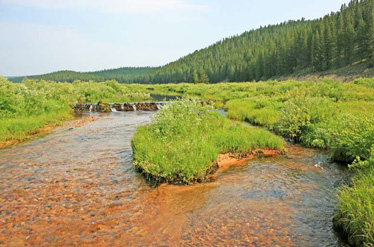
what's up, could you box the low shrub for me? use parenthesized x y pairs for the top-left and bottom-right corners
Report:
(276, 95), (338, 141)
(330, 115), (374, 162)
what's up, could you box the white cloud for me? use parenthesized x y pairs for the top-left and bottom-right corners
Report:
(0, 0), (207, 14)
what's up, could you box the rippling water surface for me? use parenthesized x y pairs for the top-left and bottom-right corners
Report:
(0, 112), (349, 246)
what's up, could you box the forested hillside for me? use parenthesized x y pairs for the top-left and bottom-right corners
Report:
(9, 67), (156, 83)
(140, 0), (374, 83)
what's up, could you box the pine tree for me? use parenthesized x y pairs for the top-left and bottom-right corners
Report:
(336, 13), (345, 68)
(343, 12), (356, 65)
(192, 70), (199, 84)
(357, 17), (368, 60)
(324, 21), (334, 69)
(313, 29), (324, 71)
(368, 7), (374, 66)
(198, 69), (209, 83)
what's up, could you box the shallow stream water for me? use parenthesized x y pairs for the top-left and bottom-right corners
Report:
(0, 111), (350, 246)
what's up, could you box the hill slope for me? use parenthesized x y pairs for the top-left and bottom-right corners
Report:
(140, 0), (374, 83)
(9, 67), (156, 83)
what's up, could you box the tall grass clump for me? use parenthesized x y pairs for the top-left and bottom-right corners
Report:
(334, 160), (374, 246)
(334, 147), (374, 247)
(131, 99), (284, 184)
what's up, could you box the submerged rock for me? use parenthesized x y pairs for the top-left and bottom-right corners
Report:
(136, 103), (158, 111)
(113, 103), (123, 111)
(97, 101), (111, 112)
(74, 104), (87, 111)
(123, 103), (136, 111)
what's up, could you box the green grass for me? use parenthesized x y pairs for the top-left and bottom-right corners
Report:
(334, 148), (374, 247)
(131, 99), (284, 184)
(143, 80), (374, 160)
(0, 112), (72, 143)
(225, 97), (281, 129)
(334, 165), (374, 247)
(0, 77), (151, 145)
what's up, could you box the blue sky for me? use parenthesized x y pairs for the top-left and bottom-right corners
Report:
(0, 0), (351, 76)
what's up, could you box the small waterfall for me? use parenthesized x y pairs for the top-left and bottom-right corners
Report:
(110, 105), (117, 112)
(121, 104), (125, 111)
(89, 105), (93, 112)
(132, 104), (137, 111)
(156, 104), (160, 110)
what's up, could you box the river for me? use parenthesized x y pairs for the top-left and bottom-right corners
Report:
(0, 111), (350, 246)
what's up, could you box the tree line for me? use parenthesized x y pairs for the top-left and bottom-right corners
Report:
(9, 67), (156, 83)
(139, 0), (374, 83)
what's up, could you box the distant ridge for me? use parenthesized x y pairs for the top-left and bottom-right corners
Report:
(8, 67), (157, 83)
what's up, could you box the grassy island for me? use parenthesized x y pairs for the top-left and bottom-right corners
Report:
(131, 99), (284, 184)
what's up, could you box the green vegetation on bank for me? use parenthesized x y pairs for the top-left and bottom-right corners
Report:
(334, 146), (374, 246)
(138, 79), (374, 246)
(140, 79), (374, 161)
(0, 77), (150, 144)
(334, 164), (374, 246)
(131, 100), (284, 184)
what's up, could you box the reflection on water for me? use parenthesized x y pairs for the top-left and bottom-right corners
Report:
(0, 112), (349, 246)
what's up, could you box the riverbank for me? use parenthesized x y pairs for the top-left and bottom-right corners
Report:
(0, 116), (101, 149)
(0, 112), (72, 149)
(0, 123), (59, 149)
(214, 149), (284, 174)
